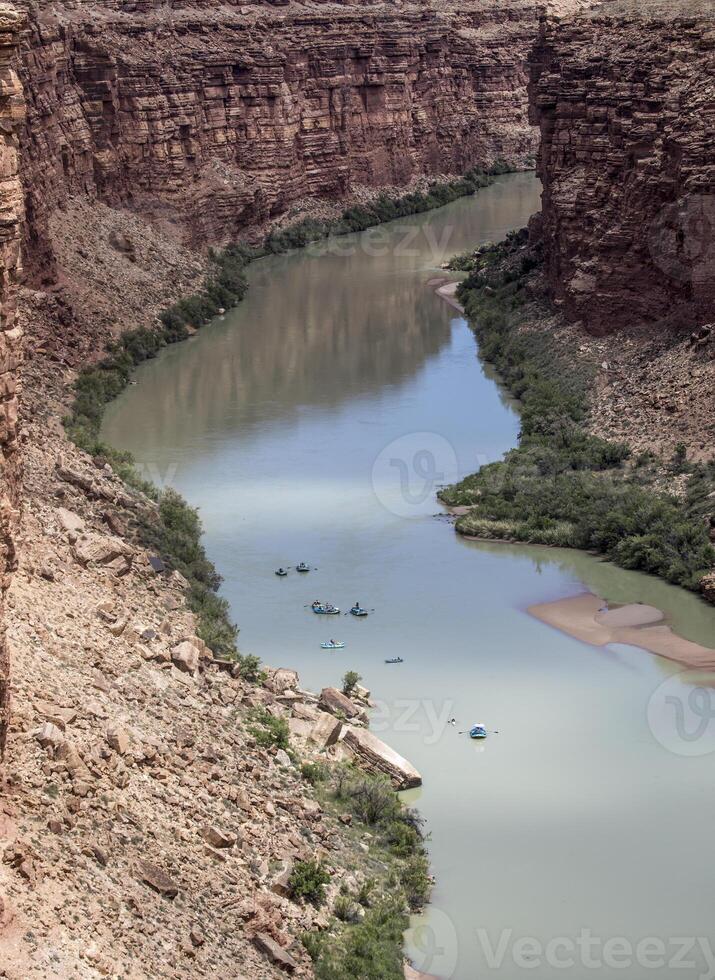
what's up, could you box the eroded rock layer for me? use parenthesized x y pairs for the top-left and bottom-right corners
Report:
(530, 2), (715, 335)
(16, 0), (586, 270)
(0, 4), (24, 760)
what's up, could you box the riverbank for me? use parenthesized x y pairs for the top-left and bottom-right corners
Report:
(438, 235), (715, 606)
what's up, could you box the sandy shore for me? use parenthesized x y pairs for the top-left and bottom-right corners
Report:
(529, 592), (715, 668)
(428, 276), (465, 313)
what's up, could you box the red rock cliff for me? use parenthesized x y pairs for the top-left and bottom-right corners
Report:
(16, 0), (586, 274)
(530, 2), (715, 335)
(0, 3), (24, 760)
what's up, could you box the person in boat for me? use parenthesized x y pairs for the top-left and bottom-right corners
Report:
(330, 639), (336, 646)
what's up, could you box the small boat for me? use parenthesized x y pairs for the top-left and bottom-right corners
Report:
(275, 568), (288, 577)
(385, 657), (403, 664)
(321, 640), (345, 650)
(350, 604), (369, 617)
(296, 563), (310, 573)
(469, 723), (488, 739)
(312, 601), (340, 615)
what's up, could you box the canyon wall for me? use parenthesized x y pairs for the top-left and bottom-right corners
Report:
(16, 0), (586, 276)
(530, 1), (715, 335)
(0, 4), (23, 760)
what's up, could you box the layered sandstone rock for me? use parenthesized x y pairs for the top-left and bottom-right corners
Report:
(16, 0), (586, 273)
(0, 3), (24, 761)
(530, 1), (715, 335)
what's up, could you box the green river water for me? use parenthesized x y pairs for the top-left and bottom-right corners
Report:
(102, 174), (715, 979)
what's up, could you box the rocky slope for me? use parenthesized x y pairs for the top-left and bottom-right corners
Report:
(0, 4), (25, 764)
(17, 0), (588, 277)
(530, 0), (715, 336)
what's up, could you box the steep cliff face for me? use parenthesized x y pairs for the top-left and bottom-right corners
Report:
(17, 0), (586, 275)
(530, 1), (715, 335)
(0, 3), (24, 761)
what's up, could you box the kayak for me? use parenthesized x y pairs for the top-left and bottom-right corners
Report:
(312, 602), (340, 615)
(385, 657), (403, 664)
(350, 606), (368, 617)
(469, 723), (488, 739)
(321, 641), (345, 650)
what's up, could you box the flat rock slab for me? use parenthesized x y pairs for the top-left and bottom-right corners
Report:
(343, 726), (422, 790)
(138, 860), (180, 898)
(253, 933), (297, 973)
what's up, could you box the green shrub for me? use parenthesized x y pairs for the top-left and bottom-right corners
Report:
(342, 670), (361, 697)
(233, 653), (263, 682)
(312, 900), (409, 980)
(248, 708), (290, 750)
(301, 761), (328, 785)
(288, 860), (331, 906)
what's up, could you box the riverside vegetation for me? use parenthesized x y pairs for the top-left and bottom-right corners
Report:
(440, 235), (715, 594)
(299, 763), (431, 979)
(63, 169), (509, 659)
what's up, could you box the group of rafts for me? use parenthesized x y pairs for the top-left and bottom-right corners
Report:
(273, 564), (488, 732)
(274, 563), (403, 665)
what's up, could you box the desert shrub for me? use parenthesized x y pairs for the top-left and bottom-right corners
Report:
(342, 670), (361, 696)
(301, 761), (328, 785)
(248, 708), (290, 750)
(311, 900), (408, 979)
(233, 653), (263, 682)
(288, 860), (331, 906)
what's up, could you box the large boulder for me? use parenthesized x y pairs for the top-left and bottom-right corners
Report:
(171, 640), (201, 675)
(264, 667), (300, 694)
(319, 687), (361, 720)
(72, 532), (132, 567)
(342, 727), (422, 790)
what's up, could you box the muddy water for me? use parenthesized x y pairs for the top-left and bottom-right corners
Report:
(102, 175), (715, 979)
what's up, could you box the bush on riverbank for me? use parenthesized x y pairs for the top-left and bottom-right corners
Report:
(302, 765), (431, 977)
(440, 240), (715, 592)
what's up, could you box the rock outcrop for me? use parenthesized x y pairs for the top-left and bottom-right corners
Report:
(342, 725), (422, 790)
(17, 0), (587, 275)
(530, 1), (715, 335)
(0, 3), (24, 761)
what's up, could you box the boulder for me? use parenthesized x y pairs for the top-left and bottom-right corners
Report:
(319, 687), (361, 719)
(57, 507), (85, 534)
(264, 668), (300, 694)
(72, 532), (133, 567)
(171, 640), (200, 675)
(342, 727), (422, 790)
(32, 721), (65, 749)
(138, 860), (180, 898)
(309, 711), (343, 748)
(253, 933), (297, 973)
(106, 725), (130, 755)
(201, 826), (237, 849)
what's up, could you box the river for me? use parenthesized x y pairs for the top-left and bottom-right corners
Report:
(102, 174), (715, 979)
